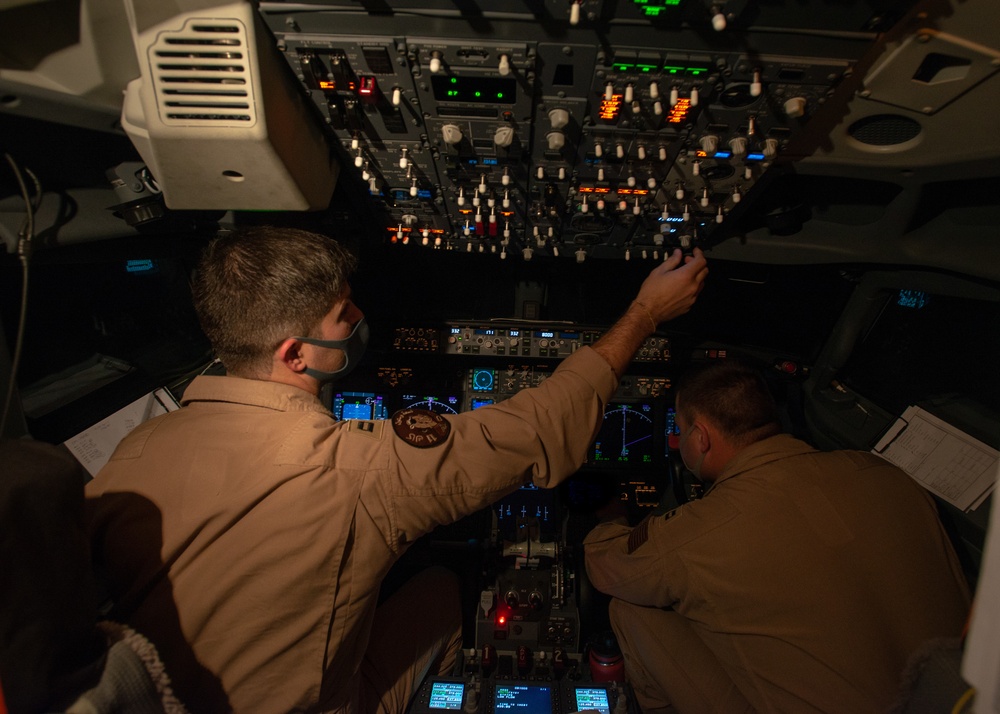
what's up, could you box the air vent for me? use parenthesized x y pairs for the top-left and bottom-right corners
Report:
(122, 0), (338, 210)
(848, 114), (922, 146)
(149, 19), (255, 126)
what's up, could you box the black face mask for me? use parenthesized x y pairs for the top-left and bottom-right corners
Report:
(294, 318), (369, 384)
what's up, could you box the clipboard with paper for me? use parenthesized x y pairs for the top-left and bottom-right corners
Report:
(63, 388), (180, 477)
(873, 405), (998, 512)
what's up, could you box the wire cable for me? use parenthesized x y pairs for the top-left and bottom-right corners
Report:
(1, 153), (36, 439)
(951, 687), (975, 714)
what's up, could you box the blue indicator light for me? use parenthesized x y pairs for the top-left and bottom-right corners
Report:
(897, 289), (929, 309)
(467, 159), (478, 165)
(747, 152), (766, 161)
(713, 151), (732, 159)
(658, 215), (684, 223)
(417, 189), (432, 199)
(483, 158), (498, 165)
(125, 259), (156, 274)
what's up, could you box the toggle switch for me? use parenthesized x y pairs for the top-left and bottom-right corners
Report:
(429, 51), (443, 74)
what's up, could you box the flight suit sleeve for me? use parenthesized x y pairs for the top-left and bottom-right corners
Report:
(583, 497), (740, 607)
(584, 516), (678, 607)
(379, 346), (618, 547)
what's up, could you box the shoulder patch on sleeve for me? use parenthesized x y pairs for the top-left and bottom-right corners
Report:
(391, 408), (451, 448)
(627, 518), (650, 554)
(347, 419), (384, 439)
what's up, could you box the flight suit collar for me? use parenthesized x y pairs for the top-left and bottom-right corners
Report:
(710, 434), (816, 489)
(181, 374), (332, 416)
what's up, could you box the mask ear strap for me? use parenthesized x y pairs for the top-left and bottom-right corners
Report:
(293, 317), (366, 350)
(295, 335), (350, 350)
(303, 366), (343, 380)
(295, 319), (369, 383)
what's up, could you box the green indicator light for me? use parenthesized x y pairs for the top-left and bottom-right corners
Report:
(474, 91), (481, 97)
(665, 66), (682, 74)
(496, 92), (504, 98)
(450, 77), (458, 84)
(665, 0), (680, 5)
(689, 69), (703, 75)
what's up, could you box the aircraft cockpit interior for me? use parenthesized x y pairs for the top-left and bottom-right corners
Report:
(2, 0), (999, 711)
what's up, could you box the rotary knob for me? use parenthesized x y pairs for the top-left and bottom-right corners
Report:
(546, 131), (566, 151)
(494, 126), (515, 148)
(784, 96), (808, 118)
(548, 107), (570, 129)
(441, 124), (463, 145)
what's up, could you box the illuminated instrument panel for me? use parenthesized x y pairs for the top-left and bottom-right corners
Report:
(377, 319), (678, 484)
(251, 4), (907, 709)
(263, 0), (876, 261)
(340, 315), (681, 713)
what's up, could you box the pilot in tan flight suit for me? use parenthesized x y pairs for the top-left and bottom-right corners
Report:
(84, 226), (708, 713)
(584, 359), (972, 714)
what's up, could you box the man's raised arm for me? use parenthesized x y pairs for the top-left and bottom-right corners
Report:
(592, 248), (707, 377)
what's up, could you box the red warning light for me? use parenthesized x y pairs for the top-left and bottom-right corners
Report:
(358, 76), (379, 104)
(497, 614), (507, 626)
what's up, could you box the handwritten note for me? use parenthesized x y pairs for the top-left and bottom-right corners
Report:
(64, 388), (179, 477)
(873, 405), (998, 512)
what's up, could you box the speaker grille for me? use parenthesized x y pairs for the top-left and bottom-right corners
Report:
(848, 114), (922, 146)
(149, 19), (255, 127)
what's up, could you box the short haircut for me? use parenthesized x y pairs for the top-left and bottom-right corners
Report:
(676, 359), (782, 447)
(191, 226), (358, 377)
